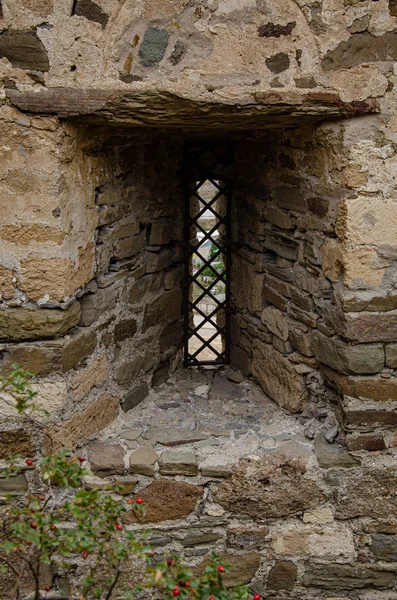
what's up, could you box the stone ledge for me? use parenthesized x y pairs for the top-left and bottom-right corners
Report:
(5, 88), (379, 131)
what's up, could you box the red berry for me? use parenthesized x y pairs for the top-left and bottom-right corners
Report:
(26, 459), (33, 466)
(45, 587), (51, 592)
(166, 558), (175, 567)
(172, 589), (180, 597)
(51, 525), (57, 531)
(253, 595), (261, 600)
(78, 456), (85, 463)
(179, 581), (187, 588)
(115, 523), (123, 531)
(136, 497), (144, 504)
(217, 565), (225, 573)
(26, 541), (32, 545)
(81, 551), (89, 559)
(209, 597), (216, 600)
(126, 498), (133, 504)
(30, 522), (37, 530)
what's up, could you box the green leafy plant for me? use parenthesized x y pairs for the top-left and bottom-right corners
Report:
(0, 367), (252, 600)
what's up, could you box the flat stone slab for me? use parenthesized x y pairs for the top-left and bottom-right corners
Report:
(159, 450), (198, 476)
(88, 442), (125, 476)
(314, 434), (361, 469)
(129, 444), (158, 476)
(143, 427), (208, 446)
(120, 428), (143, 441)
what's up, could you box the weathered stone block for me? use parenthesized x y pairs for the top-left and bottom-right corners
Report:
(113, 234), (144, 260)
(114, 319), (137, 343)
(227, 527), (269, 550)
(139, 26), (169, 67)
(194, 552), (260, 587)
(145, 249), (173, 273)
(230, 344), (251, 376)
(0, 474), (28, 496)
(314, 434), (360, 469)
(385, 344), (397, 368)
(121, 383), (149, 412)
(73, 0), (109, 28)
(0, 266), (14, 299)
(159, 320), (183, 351)
(335, 311), (397, 343)
(70, 356), (107, 401)
(293, 264), (331, 297)
(331, 465), (397, 520)
(0, 303), (80, 342)
(114, 354), (145, 384)
(232, 256), (265, 316)
(150, 221), (173, 245)
(129, 444), (158, 476)
(62, 328), (97, 372)
(323, 366), (397, 402)
(0, 343), (61, 376)
(123, 479), (202, 523)
(216, 453), (324, 519)
(312, 330), (384, 375)
(345, 432), (386, 452)
(142, 289), (182, 332)
(0, 429), (34, 459)
(303, 563), (395, 589)
(261, 306), (289, 341)
(144, 427), (207, 446)
(43, 394), (120, 454)
(273, 186), (307, 213)
(80, 286), (116, 327)
(181, 533), (222, 547)
(89, 443), (125, 475)
(371, 534), (397, 561)
(251, 340), (310, 413)
(0, 29), (49, 70)
(159, 450), (198, 476)
(267, 561), (297, 591)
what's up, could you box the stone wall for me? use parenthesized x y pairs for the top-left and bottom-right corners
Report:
(229, 122), (397, 451)
(0, 123), (185, 456)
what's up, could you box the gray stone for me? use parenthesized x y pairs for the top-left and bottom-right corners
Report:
(139, 27), (169, 67)
(181, 533), (222, 547)
(227, 370), (245, 384)
(169, 40), (187, 65)
(80, 286), (116, 327)
(0, 474), (28, 495)
(0, 29), (50, 71)
(114, 319), (137, 343)
(312, 330), (384, 375)
(152, 360), (170, 387)
(88, 443), (125, 475)
(114, 354), (145, 384)
(266, 53), (290, 74)
(142, 290), (182, 332)
(122, 383), (149, 412)
(159, 450), (198, 476)
(314, 434), (360, 469)
(303, 563), (395, 589)
(129, 444), (158, 476)
(120, 428), (143, 441)
(227, 527), (270, 550)
(144, 427), (208, 446)
(385, 343), (397, 368)
(273, 186), (307, 213)
(73, 0), (109, 28)
(201, 465), (231, 478)
(323, 31), (397, 70)
(160, 320), (183, 351)
(371, 534), (397, 561)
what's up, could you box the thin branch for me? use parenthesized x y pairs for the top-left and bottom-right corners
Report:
(105, 565), (121, 600)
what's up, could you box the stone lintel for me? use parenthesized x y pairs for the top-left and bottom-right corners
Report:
(5, 88), (380, 131)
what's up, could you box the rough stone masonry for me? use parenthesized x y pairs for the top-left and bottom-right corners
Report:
(2, 0), (397, 598)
